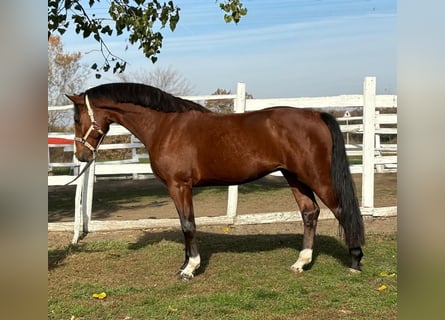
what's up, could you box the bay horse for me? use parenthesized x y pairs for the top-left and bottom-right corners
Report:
(67, 82), (364, 280)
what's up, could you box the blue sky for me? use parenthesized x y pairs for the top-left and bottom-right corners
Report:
(63, 0), (396, 98)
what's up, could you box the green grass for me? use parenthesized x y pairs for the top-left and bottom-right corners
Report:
(348, 155), (362, 165)
(48, 232), (397, 319)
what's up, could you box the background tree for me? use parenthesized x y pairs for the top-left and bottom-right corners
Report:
(205, 88), (253, 113)
(48, 35), (90, 131)
(117, 65), (195, 96)
(48, 1), (247, 78)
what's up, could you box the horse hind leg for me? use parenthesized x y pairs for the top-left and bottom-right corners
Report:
(313, 183), (364, 272)
(283, 172), (320, 273)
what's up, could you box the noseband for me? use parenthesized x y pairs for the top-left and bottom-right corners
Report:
(74, 94), (105, 155)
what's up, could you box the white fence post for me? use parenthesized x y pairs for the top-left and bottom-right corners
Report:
(226, 82), (246, 218)
(234, 82), (246, 113)
(362, 77), (376, 208)
(83, 161), (95, 232)
(375, 111), (384, 173)
(71, 161), (95, 244)
(131, 135), (138, 179)
(72, 168), (85, 244)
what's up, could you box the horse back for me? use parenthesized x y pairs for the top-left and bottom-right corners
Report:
(150, 107), (332, 186)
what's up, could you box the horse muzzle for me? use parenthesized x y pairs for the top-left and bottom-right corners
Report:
(75, 149), (94, 162)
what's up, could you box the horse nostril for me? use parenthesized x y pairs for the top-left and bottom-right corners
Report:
(75, 150), (91, 162)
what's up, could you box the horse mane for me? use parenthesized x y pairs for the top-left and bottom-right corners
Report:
(85, 82), (211, 113)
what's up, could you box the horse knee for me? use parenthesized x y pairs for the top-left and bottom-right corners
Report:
(301, 207), (320, 227)
(180, 218), (196, 235)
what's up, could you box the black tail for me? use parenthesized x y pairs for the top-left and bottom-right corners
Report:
(320, 112), (365, 248)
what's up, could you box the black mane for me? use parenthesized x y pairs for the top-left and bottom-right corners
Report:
(85, 82), (211, 113)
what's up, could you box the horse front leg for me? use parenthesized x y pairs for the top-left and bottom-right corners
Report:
(291, 205), (320, 272)
(168, 182), (201, 280)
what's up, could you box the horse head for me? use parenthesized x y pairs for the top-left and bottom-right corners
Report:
(66, 93), (108, 162)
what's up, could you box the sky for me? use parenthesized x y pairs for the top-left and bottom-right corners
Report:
(62, 0), (397, 98)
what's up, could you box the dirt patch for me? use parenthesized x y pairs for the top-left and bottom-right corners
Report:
(48, 172), (396, 248)
(48, 173), (396, 222)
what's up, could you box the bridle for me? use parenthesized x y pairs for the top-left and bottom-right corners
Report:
(65, 94), (105, 186)
(73, 94), (105, 155)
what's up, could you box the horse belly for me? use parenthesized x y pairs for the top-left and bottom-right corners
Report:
(194, 145), (281, 186)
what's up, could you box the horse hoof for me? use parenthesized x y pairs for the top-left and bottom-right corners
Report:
(348, 267), (362, 274)
(179, 271), (194, 281)
(290, 265), (304, 273)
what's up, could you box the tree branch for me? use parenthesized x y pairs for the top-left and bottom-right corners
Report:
(48, 1), (247, 78)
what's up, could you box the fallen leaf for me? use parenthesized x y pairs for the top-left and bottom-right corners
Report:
(222, 227), (230, 234)
(92, 292), (107, 299)
(168, 305), (178, 312)
(380, 271), (396, 277)
(377, 284), (388, 291)
(338, 309), (352, 314)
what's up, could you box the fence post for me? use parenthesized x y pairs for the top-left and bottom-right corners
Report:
(362, 77), (376, 209)
(83, 161), (95, 232)
(72, 166), (85, 244)
(226, 82), (246, 218)
(131, 135), (138, 179)
(71, 161), (96, 244)
(234, 82), (246, 113)
(375, 111), (384, 173)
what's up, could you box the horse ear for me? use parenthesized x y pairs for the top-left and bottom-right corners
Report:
(66, 94), (83, 104)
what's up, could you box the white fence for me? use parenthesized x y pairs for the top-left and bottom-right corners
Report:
(48, 77), (397, 243)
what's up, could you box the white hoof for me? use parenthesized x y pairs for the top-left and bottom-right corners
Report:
(179, 270), (195, 281)
(291, 249), (313, 273)
(290, 264), (305, 273)
(179, 255), (200, 280)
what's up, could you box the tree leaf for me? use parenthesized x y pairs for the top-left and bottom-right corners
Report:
(48, 0), (248, 74)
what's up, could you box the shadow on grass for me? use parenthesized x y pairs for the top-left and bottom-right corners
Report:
(48, 244), (85, 270)
(48, 230), (350, 274)
(128, 230), (351, 275)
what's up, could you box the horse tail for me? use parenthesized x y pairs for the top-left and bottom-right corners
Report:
(320, 112), (365, 248)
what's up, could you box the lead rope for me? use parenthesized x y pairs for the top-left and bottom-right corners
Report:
(64, 159), (95, 186)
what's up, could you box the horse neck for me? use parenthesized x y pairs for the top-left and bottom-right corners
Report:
(100, 102), (164, 150)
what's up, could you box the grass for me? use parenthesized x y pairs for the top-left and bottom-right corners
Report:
(48, 172), (396, 318)
(48, 231), (397, 319)
(348, 155), (362, 165)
